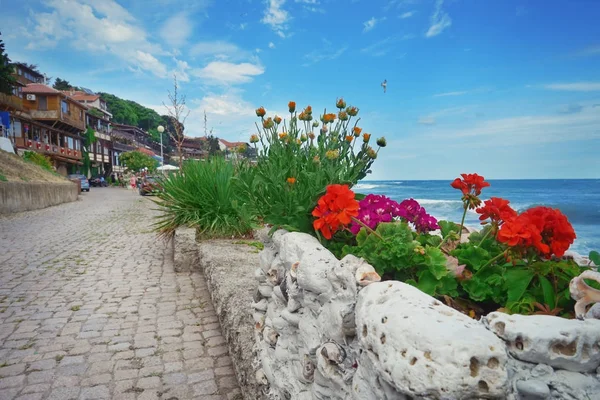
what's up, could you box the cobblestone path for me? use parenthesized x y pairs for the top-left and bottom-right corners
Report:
(0, 188), (241, 400)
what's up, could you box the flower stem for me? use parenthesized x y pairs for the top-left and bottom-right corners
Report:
(475, 250), (508, 275)
(351, 217), (383, 240)
(457, 203), (468, 242)
(477, 226), (493, 246)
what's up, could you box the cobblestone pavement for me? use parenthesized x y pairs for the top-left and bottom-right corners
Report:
(0, 188), (241, 400)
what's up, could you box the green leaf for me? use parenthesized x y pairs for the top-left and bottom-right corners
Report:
(505, 269), (535, 303)
(461, 276), (495, 302)
(589, 251), (600, 267)
(415, 270), (438, 296)
(438, 220), (460, 239)
(454, 246), (490, 271)
(424, 246), (448, 280)
(539, 276), (556, 309)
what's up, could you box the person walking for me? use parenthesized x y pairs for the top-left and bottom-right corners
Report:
(129, 175), (137, 192)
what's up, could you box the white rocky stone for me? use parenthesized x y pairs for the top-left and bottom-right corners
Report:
(485, 312), (600, 372)
(356, 281), (509, 399)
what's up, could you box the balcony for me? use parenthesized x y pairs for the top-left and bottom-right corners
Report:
(0, 93), (24, 110)
(29, 110), (86, 132)
(15, 138), (83, 162)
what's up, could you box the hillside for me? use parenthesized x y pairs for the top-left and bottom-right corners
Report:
(99, 92), (164, 132)
(0, 150), (69, 183)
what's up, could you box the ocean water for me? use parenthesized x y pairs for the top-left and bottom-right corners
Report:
(354, 180), (600, 256)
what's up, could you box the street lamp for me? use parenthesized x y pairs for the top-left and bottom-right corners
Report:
(157, 125), (164, 167)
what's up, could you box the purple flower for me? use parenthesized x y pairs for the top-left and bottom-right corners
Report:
(351, 195), (439, 235)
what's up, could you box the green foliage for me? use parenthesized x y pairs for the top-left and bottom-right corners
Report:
(82, 127), (97, 176)
(22, 151), (53, 171)
(589, 251), (600, 267)
(236, 100), (383, 234)
(99, 92), (164, 131)
(0, 32), (16, 95)
(119, 151), (158, 173)
(0, 172), (7, 182)
(154, 157), (255, 239)
(53, 77), (72, 91)
(341, 222), (458, 297)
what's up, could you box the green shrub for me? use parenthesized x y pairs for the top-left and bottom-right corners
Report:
(236, 99), (385, 234)
(0, 172), (7, 182)
(22, 151), (53, 171)
(154, 157), (255, 239)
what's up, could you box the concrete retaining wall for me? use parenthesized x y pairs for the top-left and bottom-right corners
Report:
(0, 181), (78, 214)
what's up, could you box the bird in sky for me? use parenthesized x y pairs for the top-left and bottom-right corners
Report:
(381, 79), (387, 93)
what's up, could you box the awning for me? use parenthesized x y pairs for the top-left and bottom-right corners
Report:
(52, 155), (83, 165)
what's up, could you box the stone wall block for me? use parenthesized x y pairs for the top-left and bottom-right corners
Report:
(485, 312), (600, 373)
(355, 281), (509, 399)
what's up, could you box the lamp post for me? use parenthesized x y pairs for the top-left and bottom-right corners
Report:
(157, 125), (165, 167)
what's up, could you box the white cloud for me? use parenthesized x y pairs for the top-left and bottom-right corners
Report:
(303, 45), (348, 66)
(361, 35), (413, 57)
(172, 58), (191, 82)
(269, 42), (276, 49)
(262, 0), (290, 38)
(418, 116), (436, 125)
(400, 11), (415, 19)
(23, 0), (167, 77)
(160, 13), (193, 48)
(295, 0), (318, 3)
(576, 45), (600, 57)
(363, 17), (378, 32)
(192, 61), (265, 84)
(543, 82), (600, 92)
(190, 41), (244, 59)
(433, 91), (468, 97)
(133, 51), (168, 78)
(426, 0), (452, 38)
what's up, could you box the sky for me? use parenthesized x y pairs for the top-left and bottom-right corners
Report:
(1, 0), (599, 180)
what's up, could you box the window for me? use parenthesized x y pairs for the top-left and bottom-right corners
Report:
(13, 120), (22, 138)
(80, 110), (83, 121)
(42, 129), (49, 144)
(17, 68), (22, 76)
(59, 134), (65, 147)
(67, 137), (74, 149)
(38, 96), (48, 111)
(61, 100), (69, 114)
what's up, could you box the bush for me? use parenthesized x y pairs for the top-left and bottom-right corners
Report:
(236, 99), (386, 233)
(154, 157), (255, 239)
(23, 151), (53, 171)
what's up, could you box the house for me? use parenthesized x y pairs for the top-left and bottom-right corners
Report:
(218, 138), (255, 160)
(110, 123), (162, 172)
(0, 64), (45, 133)
(2, 82), (86, 176)
(66, 91), (113, 177)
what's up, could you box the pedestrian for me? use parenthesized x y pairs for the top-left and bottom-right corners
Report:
(130, 175), (137, 191)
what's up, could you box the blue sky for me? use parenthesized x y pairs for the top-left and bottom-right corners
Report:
(1, 0), (599, 179)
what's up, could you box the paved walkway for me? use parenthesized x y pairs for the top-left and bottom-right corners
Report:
(0, 188), (241, 400)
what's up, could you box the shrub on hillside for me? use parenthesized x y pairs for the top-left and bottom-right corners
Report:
(23, 151), (53, 171)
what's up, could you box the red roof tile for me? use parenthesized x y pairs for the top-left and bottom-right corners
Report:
(22, 83), (61, 94)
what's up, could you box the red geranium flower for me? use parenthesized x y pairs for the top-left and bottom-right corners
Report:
(451, 173), (490, 196)
(498, 207), (575, 258)
(476, 197), (517, 225)
(312, 185), (359, 239)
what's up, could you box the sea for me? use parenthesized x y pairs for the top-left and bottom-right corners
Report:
(354, 180), (600, 256)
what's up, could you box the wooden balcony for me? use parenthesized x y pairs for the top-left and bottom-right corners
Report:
(0, 93), (24, 111)
(15, 138), (83, 162)
(29, 110), (86, 132)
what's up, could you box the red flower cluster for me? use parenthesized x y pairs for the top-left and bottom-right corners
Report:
(451, 173), (490, 196)
(497, 206), (576, 258)
(476, 197), (517, 226)
(312, 185), (359, 239)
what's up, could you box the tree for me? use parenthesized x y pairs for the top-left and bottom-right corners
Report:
(119, 151), (158, 173)
(53, 77), (72, 91)
(163, 76), (189, 170)
(0, 32), (16, 95)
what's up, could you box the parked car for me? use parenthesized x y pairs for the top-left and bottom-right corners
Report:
(139, 176), (161, 196)
(89, 176), (108, 187)
(68, 174), (90, 192)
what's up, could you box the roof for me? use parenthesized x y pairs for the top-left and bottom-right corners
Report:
(64, 91), (100, 102)
(22, 83), (60, 95)
(22, 84), (89, 109)
(219, 139), (247, 148)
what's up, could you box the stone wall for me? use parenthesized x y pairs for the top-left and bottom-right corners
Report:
(253, 230), (600, 399)
(0, 181), (78, 214)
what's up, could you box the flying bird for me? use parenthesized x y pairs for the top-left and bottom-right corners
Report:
(381, 79), (387, 93)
